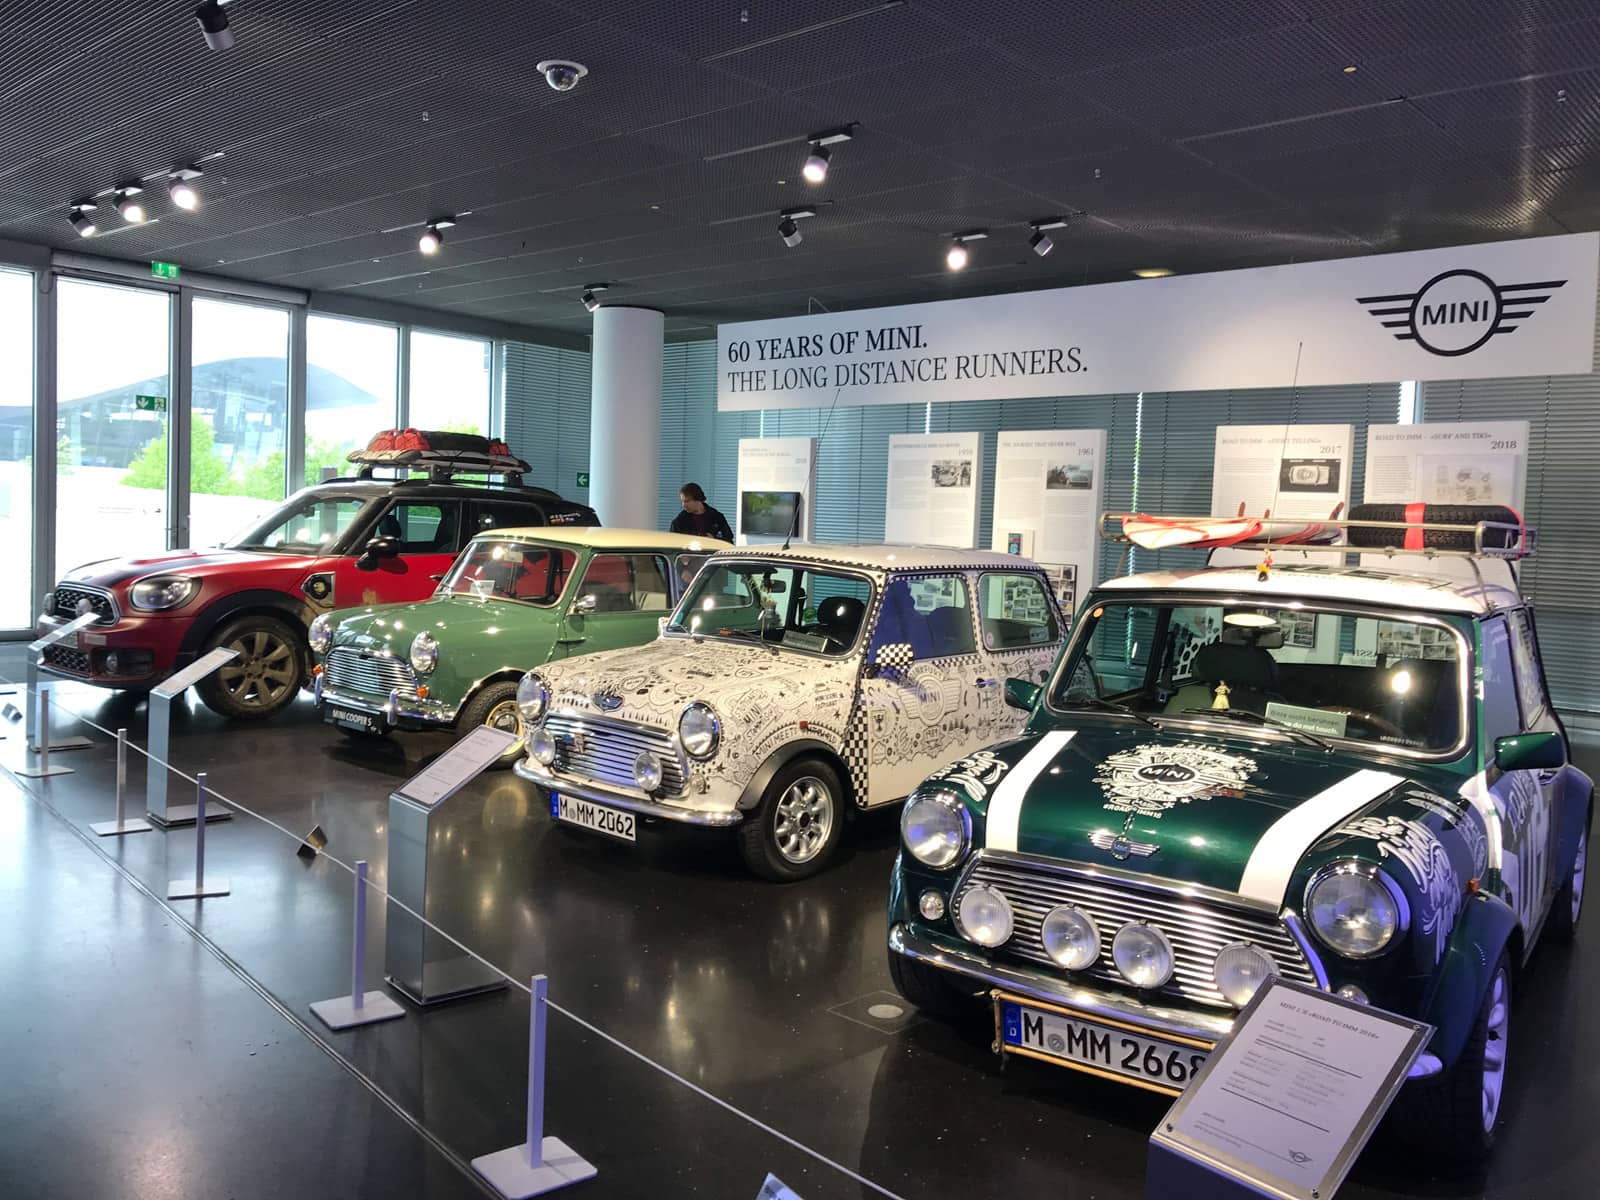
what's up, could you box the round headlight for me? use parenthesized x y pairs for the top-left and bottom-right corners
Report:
(516, 673), (549, 722)
(1213, 942), (1278, 1007)
(129, 577), (198, 611)
(409, 630), (438, 675)
(530, 725), (557, 766)
(1112, 923), (1175, 989)
(1040, 905), (1101, 970)
(678, 701), (719, 758)
(307, 613), (334, 655)
(954, 884), (1014, 948)
(900, 790), (969, 869)
(633, 749), (663, 792)
(1306, 865), (1400, 958)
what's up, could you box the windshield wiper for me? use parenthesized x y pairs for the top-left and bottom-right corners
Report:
(1179, 707), (1331, 750)
(1059, 696), (1160, 729)
(722, 626), (778, 652)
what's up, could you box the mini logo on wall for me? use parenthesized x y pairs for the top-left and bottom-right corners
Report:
(1357, 269), (1566, 357)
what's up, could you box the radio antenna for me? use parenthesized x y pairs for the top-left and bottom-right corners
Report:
(784, 386), (842, 551)
(1257, 341), (1305, 580)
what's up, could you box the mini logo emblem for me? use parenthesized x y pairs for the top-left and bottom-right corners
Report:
(592, 689), (623, 711)
(1357, 269), (1566, 357)
(1096, 744), (1257, 819)
(1136, 763), (1196, 785)
(1089, 830), (1159, 859)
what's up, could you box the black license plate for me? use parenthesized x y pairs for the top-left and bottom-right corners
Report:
(325, 703), (380, 734)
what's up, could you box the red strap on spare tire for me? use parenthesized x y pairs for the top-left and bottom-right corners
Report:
(1403, 501), (1426, 550)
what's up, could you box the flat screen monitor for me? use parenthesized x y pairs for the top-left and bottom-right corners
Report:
(741, 491), (802, 538)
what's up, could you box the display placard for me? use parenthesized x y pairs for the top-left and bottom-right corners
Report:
(736, 437), (815, 545)
(884, 432), (981, 548)
(1150, 979), (1430, 1200)
(1364, 420), (1529, 510)
(989, 429), (1106, 593)
(152, 647), (239, 699)
(28, 610), (100, 653)
(1212, 424), (1353, 521)
(396, 724), (520, 808)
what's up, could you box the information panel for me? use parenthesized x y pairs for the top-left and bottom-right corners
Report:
(396, 725), (520, 808)
(736, 437), (815, 545)
(1364, 420), (1529, 510)
(884, 432), (981, 548)
(1211, 424), (1354, 521)
(990, 429), (1105, 600)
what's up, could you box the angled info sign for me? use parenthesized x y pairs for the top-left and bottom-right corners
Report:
(716, 231), (1599, 411)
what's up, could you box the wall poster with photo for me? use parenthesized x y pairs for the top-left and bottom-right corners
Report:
(990, 429), (1105, 597)
(736, 437), (815, 545)
(884, 432), (981, 548)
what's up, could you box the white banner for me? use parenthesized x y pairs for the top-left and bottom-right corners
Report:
(1364, 420), (1529, 510)
(884, 432), (981, 548)
(989, 429), (1106, 601)
(1211, 424), (1353, 520)
(717, 232), (1597, 410)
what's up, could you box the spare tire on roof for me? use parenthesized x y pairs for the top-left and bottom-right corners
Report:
(1347, 503), (1523, 552)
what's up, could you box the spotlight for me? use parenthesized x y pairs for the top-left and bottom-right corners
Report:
(67, 201), (98, 237)
(800, 124), (856, 184)
(114, 185), (146, 223)
(168, 166), (204, 211)
(194, 0), (234, 51)
(1133, 267), (1174, 278)
(418, 215), (457, 255)
(946, 228), (987, 271)
(777, 206), (816, 248)
(581, 284), (608, 312)
(1029, 216), (1068, 257)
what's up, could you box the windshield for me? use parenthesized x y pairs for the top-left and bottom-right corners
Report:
(1051, 598), (1468, 754)
(231, 494), (370, 552)
(667, 560), (873, 656)
(441, 541), (576, 605)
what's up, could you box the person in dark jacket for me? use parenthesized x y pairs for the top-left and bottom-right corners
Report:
(669, 482), (734, 542)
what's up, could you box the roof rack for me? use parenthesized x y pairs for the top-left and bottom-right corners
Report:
(347, 428), (532, 486)
(1098, 512), (1534, 560)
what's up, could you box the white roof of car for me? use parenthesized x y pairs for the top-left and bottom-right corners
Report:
(1100, 563), (1522, 615)
(472, 526), (730, 552)
(706, 542), (1041, 573)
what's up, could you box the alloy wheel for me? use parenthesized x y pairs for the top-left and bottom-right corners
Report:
(485, 698), (525, 750)
(1481, 966), (1510, 1134)
(774, 775), (834, 864)
(218, 628), (299, 708)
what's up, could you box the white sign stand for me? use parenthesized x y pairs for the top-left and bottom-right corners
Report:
(471, 974), (596, 1197)
(311, 859), (406, 1030)
(167, 772), (230, 899)
(146, 647), (239, 828)
(90, 728), (152, 836)
(26, 611), (99, 752)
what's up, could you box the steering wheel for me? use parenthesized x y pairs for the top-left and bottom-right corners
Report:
(1315, 706), (1407, 739)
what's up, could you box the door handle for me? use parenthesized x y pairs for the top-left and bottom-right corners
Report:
(976, 677), (997, 688)
(556, 637), (587, 646)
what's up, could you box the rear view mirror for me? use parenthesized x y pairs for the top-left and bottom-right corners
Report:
(356, 535), (400, 571)
(1005, 677), (1042, 712)
(1495, 730), (1565, 772)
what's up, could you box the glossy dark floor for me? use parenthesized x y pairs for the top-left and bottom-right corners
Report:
(2, 648), (1597, 1200)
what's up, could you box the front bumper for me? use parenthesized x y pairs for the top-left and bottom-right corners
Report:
(34, 610), (183, 686)
(313, 673), (454, 732)
(512, 760), (744, 828)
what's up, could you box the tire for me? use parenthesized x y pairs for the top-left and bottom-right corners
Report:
(1398, 952), (1511, 1167)
(1548, 810), (1589, 943)
(887, 946), (984, 1020)
(194, 614), (306, 719)
(455, 681), (525, 768)
(737, 756), (845, 881)
(1347, 503), (1522, 551)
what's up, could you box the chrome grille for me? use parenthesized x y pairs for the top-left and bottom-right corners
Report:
(955, 854), (1319, 1010)
(43, 645), (91, 675)
(543, 712), (684, 795)
(53, 584), (117, 625)
(324, 646), (418, 698)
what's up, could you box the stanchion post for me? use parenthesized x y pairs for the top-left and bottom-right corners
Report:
(24, 611), (96, 752)
(91, 727), (152, 836)
(167, 772), (229, 899)
(310, 860), (404, 1030)
(144, 648), (239, 828)
(471, 974), (596, 1197)
(17, 685), (74, 778)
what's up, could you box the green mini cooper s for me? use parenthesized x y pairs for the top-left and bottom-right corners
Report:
(310, 527), (726, 759)
(888, 521), (1590, 1163)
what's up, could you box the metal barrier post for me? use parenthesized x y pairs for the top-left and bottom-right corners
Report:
(310, 860), (405, 1030)
(17, 686), (74, 778)
(25, 611), (97, 752)
(91, 728), (152, 836)
(145, 648), (239, 828)
(167, 772), (229, 899)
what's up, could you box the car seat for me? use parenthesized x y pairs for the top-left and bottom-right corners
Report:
(1165, 641), (1280, 715)
(925, 604), (975, 657)
(819, 596), (866, 653)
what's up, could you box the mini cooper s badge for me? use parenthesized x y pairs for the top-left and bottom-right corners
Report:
(592, 688), (623, 712)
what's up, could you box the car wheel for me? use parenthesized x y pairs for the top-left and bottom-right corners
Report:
(1549, 810), (1589, 943)
(195, 615), (306, 719)
(887, 946), (983, 1020)
(1403, 952), (1511, 1167)
(737, 756), (844, 881)
(456, 681), (525, 769)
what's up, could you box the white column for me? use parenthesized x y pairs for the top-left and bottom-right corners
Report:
(590, 306), (663, 529)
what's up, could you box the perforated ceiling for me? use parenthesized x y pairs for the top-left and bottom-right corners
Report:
(2, 0), (1596, 340)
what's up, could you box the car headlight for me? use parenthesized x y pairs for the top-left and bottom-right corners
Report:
(633, 749), (663, 792)
(307, 613), (334, 655)
(128, 577), (198, 611)
(516, 673), (549, 723)
(900, 790), (969, 869)
(530, 725), (557, 766)
(409, 630), (439, 675)
(678, 701), (719, 758)
(1040, 905), (1101, 970)
(954, 884), (1014, 948)
(1213, 942), (1278, 1007)
(1306, 864), (1401, 958)
(1112, 922), (1175, 989)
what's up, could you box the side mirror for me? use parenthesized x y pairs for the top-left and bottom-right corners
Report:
(570, 593), (598, 616)
(1495, 730), (1565, 772)
(657, 616), (669, 636)
(1005, 677), (1042, 712)
(356, 535), (400, 571)
(869, 642), (913, 677)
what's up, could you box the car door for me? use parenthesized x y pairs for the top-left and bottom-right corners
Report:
(349, 498), (468, 606)
(859, 572), (988, 806)
(974, 569), (1064, 741)
(553, 551), (676, 658)
(1503, 607), (1571, 925)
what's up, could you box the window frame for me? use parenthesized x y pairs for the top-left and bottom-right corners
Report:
(576, 551), (675, 615)
(442, 538), (577, 608)
(977, 569), (1061, 653)
(661, 558), (878, 660)
(370, 497), (466, 556)
(1503, 606), (1550, 729)
(870, 570), (976, 663)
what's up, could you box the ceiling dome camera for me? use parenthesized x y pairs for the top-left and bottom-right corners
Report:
(537, 59), (588, 92)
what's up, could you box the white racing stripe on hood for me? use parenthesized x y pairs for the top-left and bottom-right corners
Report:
(986, 730), (1075, 852)
(1236, 768), (1405, 907)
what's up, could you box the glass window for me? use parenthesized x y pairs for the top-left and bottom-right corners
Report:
(0, 268), (34, 627)
(443, 540), (576, 605)
(473, 498), (546, 535)
(1480, 617), (1523, 746)
(306, 314), (397, 486)
(979, 572), (1059, 651)
(375, 501), (462, 554)
(409, 329), (491, 436)
(55, 279), (172, 571)
(673, 553), (713, 596)
(872, 575), (974, 659)
(1505, 608), (1549, 727)
(1049, 599), (1468, 754)
(669, 560), (872, 655)
(578, 553), (673, 612)
(233, 494), (369, 552)
(189, 298), (289, 548)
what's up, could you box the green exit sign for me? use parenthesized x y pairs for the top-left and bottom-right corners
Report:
(135, 394), (168, 413)
(576, 471), (590, 488)
(151, 260), (180, 279)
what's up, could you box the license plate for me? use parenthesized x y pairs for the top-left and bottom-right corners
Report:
(996, 993), (1213, 1096)
(324, 704), (379, 734)
(551, 792), (635, 842)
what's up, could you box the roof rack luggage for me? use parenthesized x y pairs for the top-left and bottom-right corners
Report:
(347, 428), (531, 485)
